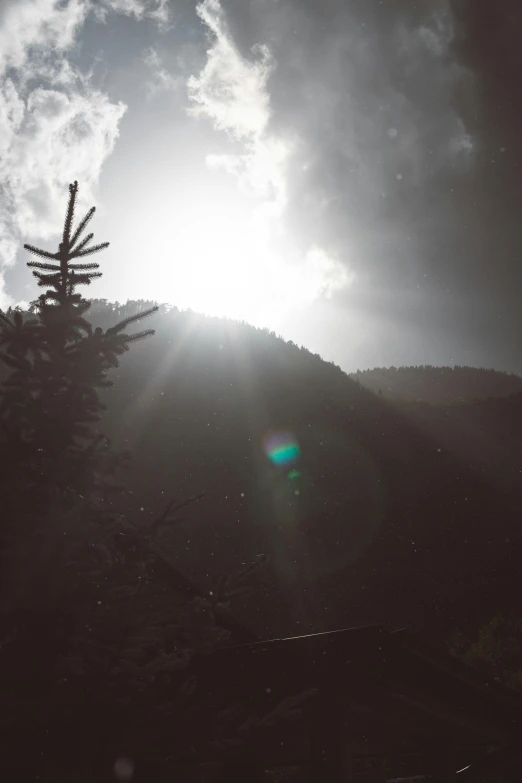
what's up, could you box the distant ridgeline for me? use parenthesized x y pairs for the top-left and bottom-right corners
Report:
(350, 365), (522, 404)
(4, 298), (522, 644)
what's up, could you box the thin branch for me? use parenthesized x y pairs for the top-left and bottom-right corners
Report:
(71, 232), (94, 256)
(69, 262), (100, 271)
(106, 306), (160, 336)
(122, 329), (156, 344)
(71, 242), (109, 259)
(69, 207), (95, 250)
(23, 244), (58, 261)
(26, 261), (61, 271)
(63, 180), (78, 248)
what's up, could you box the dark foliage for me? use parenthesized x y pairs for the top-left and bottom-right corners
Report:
(451, 615), (522, 695)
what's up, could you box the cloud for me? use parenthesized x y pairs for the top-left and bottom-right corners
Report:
(188, 0), (285, 211)
(0, 0), (88, 76)
(0, 0), (129, 308)
(2, 85), (126, 238)
(188, 0), (350, 307)
(216, 0), (477, 307)
(181, 0), (499, 367)
(186, 0), (479, 327)
(298, 246), (354, 302)
(92, 0), (173, 31)
(142, 46), (182, 98)
(188, 0), (272, 140)
(417, 9), (454, 56)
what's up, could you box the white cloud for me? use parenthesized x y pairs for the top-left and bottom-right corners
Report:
(450, 123), (474, 156)
(188, 0), (350, 308)
(142, 46), (182, 98)
(188, 0), (272, 140)
(0, 220), (18, 270)
(299, 246), (354, 302)
(0, 0), (178, 308)
(147, 0), (172, 31)
(0, 0), (88, 76)
(418, 10), (454, 56)
(188, 0), (286, 212)
(2, 85), (126, 241)
(0, 0), (129, 308)
(93, 0), (173, 31)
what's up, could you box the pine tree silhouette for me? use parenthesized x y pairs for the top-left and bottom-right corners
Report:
(0, 180), (158, 515)
(0, 183), (307, 780)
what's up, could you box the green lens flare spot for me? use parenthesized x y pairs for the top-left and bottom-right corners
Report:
(263, 431), (300, 467)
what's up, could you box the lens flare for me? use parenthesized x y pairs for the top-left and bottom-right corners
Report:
(263, 431), (300, 467)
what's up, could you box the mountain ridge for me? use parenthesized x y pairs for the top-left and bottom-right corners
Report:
(6, 300), (519, 642)
(84, 301), (521, 642)
(350, 364), (522, 404)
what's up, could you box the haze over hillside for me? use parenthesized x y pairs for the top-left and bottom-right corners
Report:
(81, 299), (522, 642)
(4, 297), (518, 640)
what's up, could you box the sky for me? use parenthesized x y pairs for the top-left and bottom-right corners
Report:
(0, 0), (521, 374)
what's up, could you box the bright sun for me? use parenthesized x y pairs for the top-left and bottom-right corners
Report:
(170, 203), (269, 323)
(126, 191), (350, 329)
(159, 203), (349, 328)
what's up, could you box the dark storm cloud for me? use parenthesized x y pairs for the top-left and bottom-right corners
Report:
(214, 0), (522, 371)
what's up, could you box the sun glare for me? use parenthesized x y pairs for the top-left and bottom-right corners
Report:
(168, 204), (267, 322)
(125, 185), (350, 330)
(149, 202), (351, 328)
(157, 201), (307, 327)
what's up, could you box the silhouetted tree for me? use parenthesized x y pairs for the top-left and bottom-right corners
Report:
(0, 180), (158, 520)
(0, 183), (306, 780)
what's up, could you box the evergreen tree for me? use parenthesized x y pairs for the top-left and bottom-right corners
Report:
(0, 182), (308, 779)
(0, 180), (158, 520)
(0, 180), (162, 775)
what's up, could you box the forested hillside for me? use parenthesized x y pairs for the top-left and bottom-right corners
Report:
(351, 365), (522, 404)
(4, 294), (519, 645)
(83, 299), (522, 644)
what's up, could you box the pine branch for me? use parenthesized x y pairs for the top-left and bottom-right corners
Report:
(26, 261), (61, 272)
(23, 244), (58, 261)
(33, 272), (61, 286)
(72, 242), (110, 259)
(106, 306), (160, 336)
(69, 263), (100, 271)
(70, 232), (94, 256)
(122, 329), (156, 344)
(69, 207), (95, 250)
(63, 180), (78, 248)
(69, 272), (103, 284)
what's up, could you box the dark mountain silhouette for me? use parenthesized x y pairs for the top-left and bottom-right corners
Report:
(351, 365), (522, 404)
(80, 299), (521, 645)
